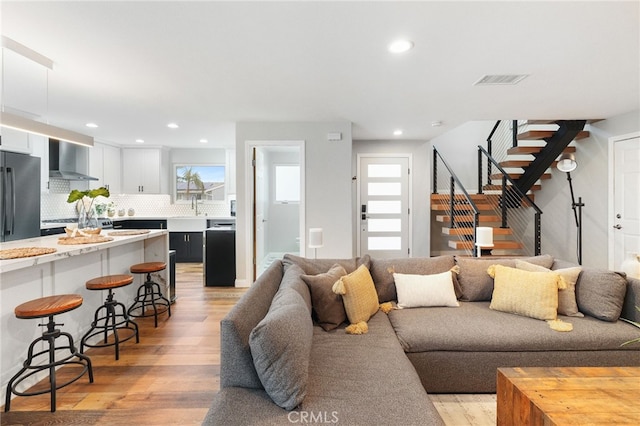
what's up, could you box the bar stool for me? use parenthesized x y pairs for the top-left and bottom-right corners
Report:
(81, 274), (139, 360)
(127, 262), (171, 327)
(5, 294), (93, 413)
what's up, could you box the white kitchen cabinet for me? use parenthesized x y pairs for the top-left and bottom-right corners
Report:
(29, 134), (49, 192)
(89, 142), (121, 193)
(122, 148), (164, 194)
(0, 127), (32, 154)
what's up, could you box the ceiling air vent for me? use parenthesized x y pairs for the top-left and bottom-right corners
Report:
(473, 74), (529, 86)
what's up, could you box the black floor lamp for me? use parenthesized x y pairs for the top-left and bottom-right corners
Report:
(557, 153), (584, 265)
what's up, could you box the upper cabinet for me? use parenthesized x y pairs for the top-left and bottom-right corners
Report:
(26, 133), (49, 193)
(121, 148), (168, 194)
(89, 142), (121, 193)
(0, 127), (33, 154)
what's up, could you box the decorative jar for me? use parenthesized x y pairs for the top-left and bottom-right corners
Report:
(620, 252), (640, 280)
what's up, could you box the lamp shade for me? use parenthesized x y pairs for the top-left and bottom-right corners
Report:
(308, 228), (323, 248)
(557, 153), (577, 173)
(475, 227), (494, 248)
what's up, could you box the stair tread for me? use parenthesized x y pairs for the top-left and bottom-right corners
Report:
(436, 215), (501, 223)
(442, 227), (514, 236)
(431, 203), (496, 211)
(483, 184), (541, 192)
(518, 130), (590, 141)
(507, 146), (576, 155)
(448, 240), (523, 250)
(527, 119), (603, 125)
(490, 173), (551, 180)
(500, 160), (558, 168)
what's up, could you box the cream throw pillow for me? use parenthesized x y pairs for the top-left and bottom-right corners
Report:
(488, 264), (564, 321)
(332, 264), (379, 325)
(515, 260), (583, 317)
(394, 271), (459, 308)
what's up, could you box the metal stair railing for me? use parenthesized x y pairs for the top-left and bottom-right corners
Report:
(477, 145), (542, 256)
(432, 147), (482, 257)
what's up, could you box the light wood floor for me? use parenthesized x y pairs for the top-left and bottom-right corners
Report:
(1, 263), (496, 425)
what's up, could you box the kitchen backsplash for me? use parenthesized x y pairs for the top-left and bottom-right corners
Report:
(41, 192), (233, 220)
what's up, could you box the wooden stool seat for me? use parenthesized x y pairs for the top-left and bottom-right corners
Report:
(15, 294), (83, 319)
(86, 274), (134, 291)
(130, 262), (166, 274)
(6, 294), (93, 413)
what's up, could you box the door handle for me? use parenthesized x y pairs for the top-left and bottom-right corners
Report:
(613, 224), (622, 229)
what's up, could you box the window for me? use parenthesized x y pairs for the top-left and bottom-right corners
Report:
(175, 165), (225, 202)
(275, 164), (300, 203)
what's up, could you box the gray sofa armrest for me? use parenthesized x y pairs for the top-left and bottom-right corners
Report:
(621, 276), (640, 323)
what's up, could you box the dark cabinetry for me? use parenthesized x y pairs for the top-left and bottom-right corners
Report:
(113, 219), (167, 229)
(169, 232), (203, 263)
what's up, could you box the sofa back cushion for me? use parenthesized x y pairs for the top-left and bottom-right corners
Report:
(455, 254), (554, 301)
(250, 288), (313, 410)
(220, 260), (283, 389)
(369, 255), (456, 302)
(283, 253), (370, 275)
(575, 267), (627, 322)
(279, 263), (312, 314)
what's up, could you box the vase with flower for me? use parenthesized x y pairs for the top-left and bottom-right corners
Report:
(67, 187), (110, 231)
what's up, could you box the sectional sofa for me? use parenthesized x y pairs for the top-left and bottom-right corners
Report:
(204, 254), (640, 425)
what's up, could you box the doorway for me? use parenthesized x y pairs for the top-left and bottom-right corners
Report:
(609, 132), (640, 270)
(357, 154), (412, 258)
(249, 141), (305, 280)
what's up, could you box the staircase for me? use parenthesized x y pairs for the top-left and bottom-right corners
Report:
(432, 119), (596, 257)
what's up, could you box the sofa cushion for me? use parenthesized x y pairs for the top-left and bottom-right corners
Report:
(488, 264), (561, 321)
(279, 263), (312, 314)
(220, 260), (283, 389)
(516, 260), (583, 317)
(369, 255), (456, 302)
(249, 288), (313, 410)
(301, 264), (348, 331)
(283, 253), (370, 275)
(455, 254), (554, 301)
(333, 264), (379, 325)
(394, 271), (459, 308)
(388, 301), (640, 354)
(575, 267), (627, 322)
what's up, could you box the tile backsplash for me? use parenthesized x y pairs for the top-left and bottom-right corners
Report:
(41, 192), (234, 220)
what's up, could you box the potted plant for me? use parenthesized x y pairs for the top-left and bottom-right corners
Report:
(67, 187), (110, 230)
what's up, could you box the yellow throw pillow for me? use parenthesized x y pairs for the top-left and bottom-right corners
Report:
(332, 264), (379, 327)
(488, 264), (563, 321)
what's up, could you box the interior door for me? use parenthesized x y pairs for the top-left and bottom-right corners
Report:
(253, 147), (267, 279)
(358, 155), (410, 258)
(612, 135), (640, 269)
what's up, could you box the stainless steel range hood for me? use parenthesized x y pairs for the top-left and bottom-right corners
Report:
(49, 139), (98, 181)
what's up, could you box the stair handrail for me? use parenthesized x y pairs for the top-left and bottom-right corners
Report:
(477, 145), (542, 255)
(433, 147), (482, 255)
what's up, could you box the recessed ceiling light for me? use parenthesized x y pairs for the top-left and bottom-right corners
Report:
(167, 123), (179, 129)
(388, 39), (414, 53)
(199, 139), (208, 144)
(431, 121), (443, 127)
(393, 129), (403, 136)
(85, 122), (98, 128)
(135, 139), (144, 144)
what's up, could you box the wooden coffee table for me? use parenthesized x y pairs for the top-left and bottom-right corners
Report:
(497, 366), (640, 425)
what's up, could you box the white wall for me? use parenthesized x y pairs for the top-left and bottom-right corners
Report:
(352, 139), (431, 257)
(235, 121), (352, 285)
(431, 112), (640, 267)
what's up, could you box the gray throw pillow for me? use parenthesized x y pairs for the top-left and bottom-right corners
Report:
(575, 267), (628, 322)
(301, 264), (348, 331)
(369, 255), (456, 302)
(249, 288), (313, 410)
(455, 254), (554, 301)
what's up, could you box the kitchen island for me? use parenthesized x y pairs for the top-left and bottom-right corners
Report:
(0, 229), (169, 404)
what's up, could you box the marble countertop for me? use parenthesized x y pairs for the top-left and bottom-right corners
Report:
(0, 229), (168, 274)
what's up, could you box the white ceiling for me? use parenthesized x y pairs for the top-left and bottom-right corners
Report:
(2, 1), (639, 149)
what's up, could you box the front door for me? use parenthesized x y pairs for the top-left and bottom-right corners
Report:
(611, 134), (640, 270)
(357, 155), (411, 258)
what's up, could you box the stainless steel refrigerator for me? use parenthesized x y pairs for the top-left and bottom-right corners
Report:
(1, 151), (41, 242)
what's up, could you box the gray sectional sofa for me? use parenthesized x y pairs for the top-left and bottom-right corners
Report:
(204, 254), (640, 425)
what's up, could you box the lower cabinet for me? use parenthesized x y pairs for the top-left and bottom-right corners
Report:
(113, 219), (167, 230)
(169, 232), (203, 263)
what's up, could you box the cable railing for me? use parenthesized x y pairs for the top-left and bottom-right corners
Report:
(477, 145), (542, 256)
(432, 147), (481, 257)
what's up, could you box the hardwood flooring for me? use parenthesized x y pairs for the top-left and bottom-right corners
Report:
(1, 263), (496, 425)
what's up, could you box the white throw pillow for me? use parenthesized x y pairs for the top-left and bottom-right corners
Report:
(393, 271), (459, 308)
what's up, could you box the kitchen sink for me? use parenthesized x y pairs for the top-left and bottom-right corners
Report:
(167, 217), (208, 232)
